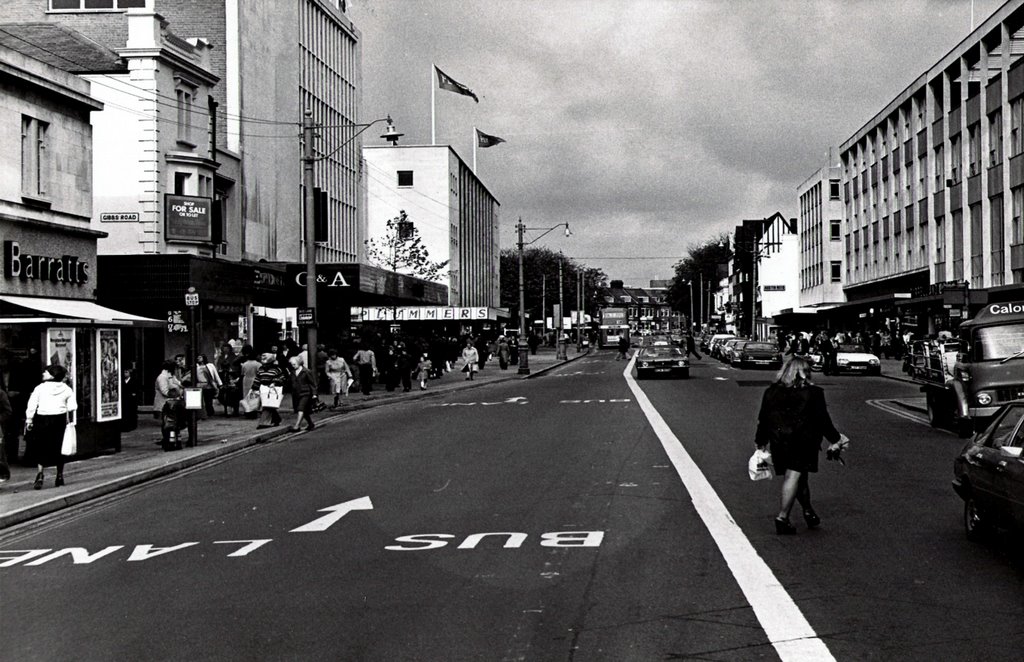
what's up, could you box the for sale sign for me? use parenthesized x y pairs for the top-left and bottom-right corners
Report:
(165, 195), (212, 242)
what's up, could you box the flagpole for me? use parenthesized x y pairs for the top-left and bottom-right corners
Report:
(431, 62), (436, 145)
(472, 127), (477, 173)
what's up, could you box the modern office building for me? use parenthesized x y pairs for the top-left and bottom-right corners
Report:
(362, 144), (501, 310)
(833, 0), (1024, 336)
(797, 159), (846, 309)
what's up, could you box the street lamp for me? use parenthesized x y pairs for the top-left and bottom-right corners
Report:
(685, 279), (694, 332)
(302, 112), (396, 387)
(515, 219), (571, 374)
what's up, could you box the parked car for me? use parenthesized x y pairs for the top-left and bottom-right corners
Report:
(808, 343), (882, 375)
(635, 346), (690, 379)
(719, 338), (746, 364)
(952, 400), (1024, 540)
(730, 341), (783, 369)
(707, 334), (736, 359)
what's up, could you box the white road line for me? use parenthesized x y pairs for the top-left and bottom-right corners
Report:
(865, 399), (952, 433)
(623, 355), (835, 662)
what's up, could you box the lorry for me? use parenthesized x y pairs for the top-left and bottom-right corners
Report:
(905, 301), (1024, 436)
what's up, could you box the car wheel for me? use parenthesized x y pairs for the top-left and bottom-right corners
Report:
(956, 417), (975, 439)
(964, 495), (990, 542)
(681, 369), (690, 379)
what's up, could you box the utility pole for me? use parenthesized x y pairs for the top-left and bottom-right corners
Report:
(557, 256), (567, 360)
(302, 111), (318, 388)
(516, 218), (530, 375)
(576, 271), (582, 352)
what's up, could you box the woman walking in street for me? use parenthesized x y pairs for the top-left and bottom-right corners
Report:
(24, 364), (77, 489)
(251, 353), (286, 429)
(195, 353), (222, 419)
(324, 348), (352, 407)
(754, 355), (848, 534)
(289, 356), (317, 432)
(461, 338), (480, 380)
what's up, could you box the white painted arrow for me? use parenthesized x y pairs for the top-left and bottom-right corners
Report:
(290, 496), (373, 533)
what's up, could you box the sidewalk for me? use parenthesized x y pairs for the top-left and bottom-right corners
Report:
(0, 346), (588, 529)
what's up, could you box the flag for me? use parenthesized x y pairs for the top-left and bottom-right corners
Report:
(435, 65), (478, 103)
(476, 129), (506, 148)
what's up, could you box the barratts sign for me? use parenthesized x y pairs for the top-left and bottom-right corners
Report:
(165, 195), (212, 242)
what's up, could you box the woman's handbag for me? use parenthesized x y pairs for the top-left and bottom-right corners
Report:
(61, 424), (78, 456)
(259, 384), (283, 409)
(240, 390), (261, 414)
(747, 448), (773, 481)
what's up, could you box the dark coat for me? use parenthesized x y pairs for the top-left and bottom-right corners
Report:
(291, 368), (317, 398)
(755, 383), (841, 473)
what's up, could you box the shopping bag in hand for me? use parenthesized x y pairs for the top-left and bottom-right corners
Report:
(747, 448), (774, 481)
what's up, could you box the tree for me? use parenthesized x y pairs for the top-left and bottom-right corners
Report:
(364, 210), (449, 281)
(666, 234), (732, 328)
(499, 247), (608, 330)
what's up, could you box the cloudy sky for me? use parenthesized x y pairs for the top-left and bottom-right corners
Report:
(351, 0), (1003, 286)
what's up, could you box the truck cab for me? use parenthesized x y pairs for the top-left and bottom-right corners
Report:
(914, 301), (1024, 435)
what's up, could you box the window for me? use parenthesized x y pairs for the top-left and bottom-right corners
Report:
(1014, 186), (1024, 245)
(989, 110), (1003, 166)
(21, 115), (49, 199)
(830, 219), (841, 241)
(174, 172), (190, 195)
(829, 179), (840, 200)
(830, 261), (842, 282)
(397, 170), (414, 187)
(175, 86), (194, 145)
(1013, 97), (1024, 157)
(968, 124), (981, 176)
(935, 215), (945, 262)
(50, 0), (145, 9)
(951, 134), (962, 182)
(934, 146), (945, 188)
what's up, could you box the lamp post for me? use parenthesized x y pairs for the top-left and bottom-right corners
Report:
(557, 256), (567, 360)
(686, 280), (694, 332)
(301, 111), (396, 387)
(515, 219), (572, 374)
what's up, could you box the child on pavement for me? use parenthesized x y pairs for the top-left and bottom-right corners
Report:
(415, 354), (433, 390)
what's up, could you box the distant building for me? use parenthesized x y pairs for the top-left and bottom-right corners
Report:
(798, 158), (846, 309)
(602, 280), (672, 333)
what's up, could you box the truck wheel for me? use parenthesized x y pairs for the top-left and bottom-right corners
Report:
(926, 393), (943, 428)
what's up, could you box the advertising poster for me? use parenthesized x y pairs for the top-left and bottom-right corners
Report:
(46, 328), (76, 391)
(97, 329), (121, 422)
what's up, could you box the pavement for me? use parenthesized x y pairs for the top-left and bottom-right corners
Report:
(0, 346), (587, 530)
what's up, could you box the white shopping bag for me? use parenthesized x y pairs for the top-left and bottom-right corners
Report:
(747, 448), (774, 481)
(259, 384), (283, 408)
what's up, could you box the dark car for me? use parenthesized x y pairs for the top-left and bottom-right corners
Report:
(952, 401), (1024, 540)
(635, 346), (689, 379)
(730, 341), (783, 369)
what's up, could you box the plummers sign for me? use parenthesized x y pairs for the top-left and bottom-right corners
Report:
(165, 195), (212, 242)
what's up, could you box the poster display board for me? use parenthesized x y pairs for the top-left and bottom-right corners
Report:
(96, 329), (121, 422)
(46, 328), (76, 391)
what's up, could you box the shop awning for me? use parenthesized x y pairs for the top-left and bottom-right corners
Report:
(0, 295), (162, 326)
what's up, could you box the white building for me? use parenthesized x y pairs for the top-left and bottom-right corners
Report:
(797, 158), (846, 308)
(362, 144), (500, 308)
(755, 213), (801, 339)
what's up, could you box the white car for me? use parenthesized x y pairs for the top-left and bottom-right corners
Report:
(810, 343), (882, 375)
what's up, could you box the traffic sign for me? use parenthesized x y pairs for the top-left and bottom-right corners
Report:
(185, 292), (199, 307)
(297, 307), (316, 326)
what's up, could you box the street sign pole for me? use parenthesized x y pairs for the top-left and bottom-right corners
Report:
(185, 287), (200, 447)
(302, 111), (319, 391)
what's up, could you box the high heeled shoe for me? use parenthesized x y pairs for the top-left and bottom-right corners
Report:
(774, 517), (797, 535)
(802, 508), (821, 529)
(33, 472), (44, 490)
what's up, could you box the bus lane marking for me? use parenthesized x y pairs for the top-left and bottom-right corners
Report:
(624, 354), (836, 662)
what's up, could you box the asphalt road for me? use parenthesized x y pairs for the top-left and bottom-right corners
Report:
(2, 352), (1022, 661)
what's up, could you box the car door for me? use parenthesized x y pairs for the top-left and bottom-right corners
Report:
(966, 405), (1024, 516)
(991, 405), (1024, 527)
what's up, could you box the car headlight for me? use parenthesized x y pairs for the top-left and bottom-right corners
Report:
(640, 361), (649, 368)
(869, 358), (879, 365)
(976, 392), (993, 406)
(837, 358), (849, 365)
(677, 360), (686, 367)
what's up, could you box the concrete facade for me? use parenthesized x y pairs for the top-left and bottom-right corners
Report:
(797, 160), (846, 308)
(363, 145), (501, 308)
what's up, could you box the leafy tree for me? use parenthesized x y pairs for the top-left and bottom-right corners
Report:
(364, 210), (449, 281)
(666, 234), (732, 327)
(500, 247), (608, 328)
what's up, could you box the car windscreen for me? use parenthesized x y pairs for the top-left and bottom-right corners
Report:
(973, 323), (1024, 361)
(640, 347), (682, 357)
(837, 344), (864, 353)
(743, 343), (776, 352)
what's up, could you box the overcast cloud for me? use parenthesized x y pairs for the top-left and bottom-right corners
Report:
(352, 0), (1003, 285)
